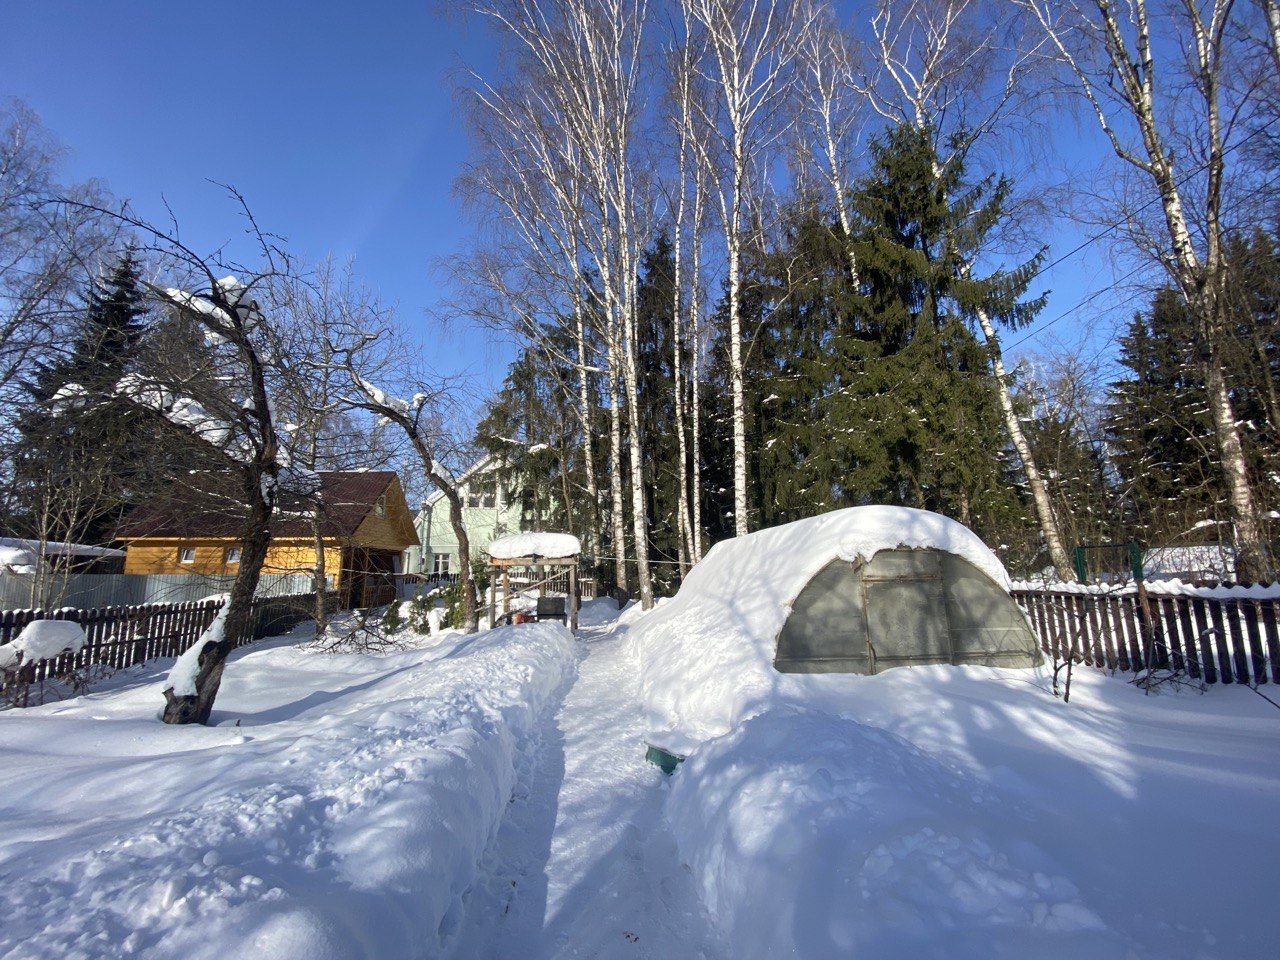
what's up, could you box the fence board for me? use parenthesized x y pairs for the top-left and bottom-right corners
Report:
(1012, 587), (1280, 688)
(1242, 602), (1267, 685)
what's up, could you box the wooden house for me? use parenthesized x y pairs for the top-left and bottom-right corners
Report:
(114, 470), (419, 609)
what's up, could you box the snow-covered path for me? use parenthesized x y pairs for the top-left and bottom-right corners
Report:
(451, 608), (727, 960)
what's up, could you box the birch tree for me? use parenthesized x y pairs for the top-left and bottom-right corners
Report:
(1023, 0), (1276, 582)
(664, 2), (713, 569)
(466, 0), (657, 606)
(682, 0), (813, 537)
(794, 0), (865, 286)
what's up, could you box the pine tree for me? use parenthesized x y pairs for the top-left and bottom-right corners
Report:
(11, 249), (153, 545)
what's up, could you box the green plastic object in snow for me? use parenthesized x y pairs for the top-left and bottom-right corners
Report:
(645, 744), (684, 775)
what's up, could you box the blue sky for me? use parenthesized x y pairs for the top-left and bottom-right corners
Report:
(1, 1), (516, 387)
(3, 1), (1127, 397)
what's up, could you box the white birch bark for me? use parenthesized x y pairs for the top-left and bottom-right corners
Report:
(466, 0), (655, 604)
(683, 0), (813, 538)
(1024, 0), (1273, 581)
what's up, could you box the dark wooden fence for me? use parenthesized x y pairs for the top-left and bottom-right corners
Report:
(1, 591), (329, 702)
(1011, 587), (1280, 686)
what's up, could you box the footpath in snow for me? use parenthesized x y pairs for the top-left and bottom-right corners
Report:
(3, 585), (1279, 959)
(449, 602), (726, 960)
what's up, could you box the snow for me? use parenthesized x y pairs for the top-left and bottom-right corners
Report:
(165, 601), (229, 698)
(487, 531), (582, 560)
(7, 618), (87, 662)
(0, 536), (125, 559)
(1, 620), (577, 959)
(0, 543), (38, 573)
(624, 505), (1014, 747)
(115, 374), (251, 463)
(1, 515), (1278, 960)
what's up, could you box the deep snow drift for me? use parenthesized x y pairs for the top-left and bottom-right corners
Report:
(623, 507), (1280, 959)
(2, 522), (1278, 959)
(0, 621), (577, 959)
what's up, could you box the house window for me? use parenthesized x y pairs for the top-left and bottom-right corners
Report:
(178, 546), (196, 564)
(374, 495), (386, 518)
(433, 553), (451, 576)
(224, 546), (242, 565)
(466, 483), (496, 509)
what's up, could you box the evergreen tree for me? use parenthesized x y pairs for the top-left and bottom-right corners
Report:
(475, 322), (602, 551)
(1107, 290), (1226, 544)
(10, 250), (153, 545)
(1108, 231), (1280, 549)
(633, 234), (691, 590)
(813, 125), (1028, 541)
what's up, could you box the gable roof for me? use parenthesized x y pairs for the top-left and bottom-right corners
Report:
(422, 453), (502, 509)
(115, 470), (415, 544)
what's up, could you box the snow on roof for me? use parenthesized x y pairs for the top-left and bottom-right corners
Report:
(0, 537), (125, 559)
(487, 532), (581, 560)
(0, 545), (36, 571)
(626, 506), (1013, 749)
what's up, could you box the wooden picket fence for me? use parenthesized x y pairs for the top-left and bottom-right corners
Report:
(1011, 587), (1280, 686)
(1, 592), (329, 705)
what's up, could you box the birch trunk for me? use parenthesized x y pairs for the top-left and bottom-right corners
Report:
(574, 299), (603, 570)
(976, 308), (1075, 579)
(1026, 0), (1272, 581)
(607, 350), (629, 592)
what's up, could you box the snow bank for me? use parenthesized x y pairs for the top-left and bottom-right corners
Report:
(486, 531), (581, 560)
(627, 506), (1012, 747)
(0, 543), (38, 573)
(0, 621), (578, 959)
(668, 706), (1132, 960)
(8, 619), (87, 662)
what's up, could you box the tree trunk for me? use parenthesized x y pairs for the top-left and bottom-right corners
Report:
(976, 308), (1077, 581)
(621, 307), (655, 609)
(606, 353), (629, 592)
(436, 479), (478, 632)
(163, 471), (273, 725)
(574, 299), (603, 572)
(1199, 292), (1273, 582)
(311, 509), (330, 634)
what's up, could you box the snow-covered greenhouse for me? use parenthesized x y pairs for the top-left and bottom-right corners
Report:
(770, 509), (1042, 674)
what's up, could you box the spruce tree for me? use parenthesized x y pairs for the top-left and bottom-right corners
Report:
(817, 125), (1028, 540)
(11, 249), (152, 545)
(1108, 231), (1280, 551)
(1106, 290), (1223, 545)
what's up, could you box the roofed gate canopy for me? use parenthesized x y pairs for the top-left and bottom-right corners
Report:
(486, 533), (581, 631)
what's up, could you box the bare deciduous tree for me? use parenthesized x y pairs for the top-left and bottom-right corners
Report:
(1023, 0), (1275, 582)
(682, 0), (814, 537)
(464, 0), (658, 606)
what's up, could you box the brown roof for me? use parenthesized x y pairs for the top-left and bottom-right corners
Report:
(115, 470), (409, 542)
